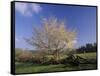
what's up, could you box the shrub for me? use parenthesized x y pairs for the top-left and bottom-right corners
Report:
(59, 55), (80, 66)
(17, 51), (33, 62)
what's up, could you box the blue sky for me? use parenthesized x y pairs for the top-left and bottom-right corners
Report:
(15, 2), (97, 50)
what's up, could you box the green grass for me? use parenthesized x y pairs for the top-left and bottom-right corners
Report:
(15, 63), (97, 74)
(16, 63), (65, 73)
(15, 52), (97, 74)
(76, 52), (97, 59)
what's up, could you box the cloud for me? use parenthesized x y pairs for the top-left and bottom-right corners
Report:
(72, 40), (77, 44)
(15, 2), (32, 16)
(15, 2), (42, 16)
(15, 36), (24, 42)
(15, 38), (20, 42)
(31, 4), (42, 14)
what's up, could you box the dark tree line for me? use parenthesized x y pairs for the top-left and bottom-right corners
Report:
(76, 43), (97, 53)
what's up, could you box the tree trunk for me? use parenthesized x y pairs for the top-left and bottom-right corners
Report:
(55, 50), (60, 63)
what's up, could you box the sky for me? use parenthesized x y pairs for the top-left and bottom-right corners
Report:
(15, 2), (97, 50)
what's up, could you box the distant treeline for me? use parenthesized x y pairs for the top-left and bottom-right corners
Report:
(76, 43), (97, 53)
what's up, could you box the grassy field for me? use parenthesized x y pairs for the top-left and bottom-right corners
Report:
(77, 52), (97, 59)
(15, 52), (97, 74)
